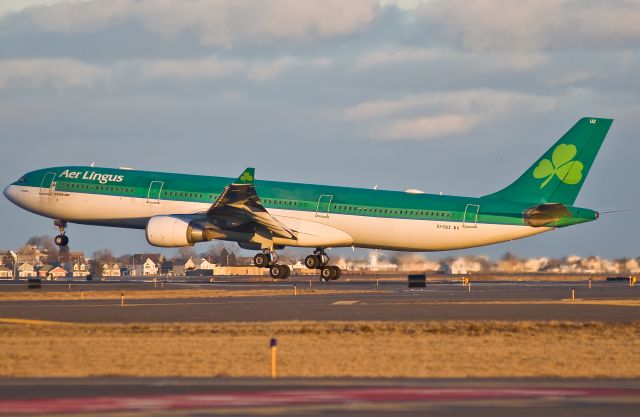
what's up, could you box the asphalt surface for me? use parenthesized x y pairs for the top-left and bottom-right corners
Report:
(1, 377), (639, 416)
(2, 279), (639, 416)
(1, 278), (639, 322)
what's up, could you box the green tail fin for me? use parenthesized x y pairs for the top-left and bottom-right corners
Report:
(235, 167), (255, 185)
(484, 117), (612, 205)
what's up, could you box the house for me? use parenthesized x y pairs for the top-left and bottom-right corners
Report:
(18, 263), (37, 278)
(16, 245), (49, 265)
(129, 254), (164, 276)
(142, 258), (158, 275)
(394, 254), (442, 272)
(448, 257), (483, 275)
(71, 260), (90, 277)
(367, 251), (398, 272)
(37, 265), (68, 280)
(291, 260), (306, 274)
(102, 263), (121, 277)
(624, 258), (640, 273)
(199, 258), (216, 270)
(184, 258), (196, 270)
(0, 266), (13, 279)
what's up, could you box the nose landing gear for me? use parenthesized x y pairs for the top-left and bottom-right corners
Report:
(53, 220), (69, 247)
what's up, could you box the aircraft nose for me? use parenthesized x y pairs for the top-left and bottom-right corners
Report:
(3, 185), (15, 203)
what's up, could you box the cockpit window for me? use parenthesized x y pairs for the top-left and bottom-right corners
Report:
(16, 176), (27, 184)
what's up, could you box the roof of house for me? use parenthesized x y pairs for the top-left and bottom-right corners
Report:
(131, 254), (163, 264)
(38, 264), (54, 272)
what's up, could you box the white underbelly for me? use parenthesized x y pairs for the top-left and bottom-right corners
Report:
(20, 187), (550, 251)
(272, 209), (550, 251)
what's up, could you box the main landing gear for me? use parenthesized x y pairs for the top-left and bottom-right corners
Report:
(305, 248), (341, 281)
(53, 220), (69, 247)
(253, 250), (291, 280)
(253, 247), (342, 281)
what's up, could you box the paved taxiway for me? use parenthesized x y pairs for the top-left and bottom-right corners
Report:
(2, 279), (638, 416)
(0, 377), (639, 416)
(1, 279), (638, 323)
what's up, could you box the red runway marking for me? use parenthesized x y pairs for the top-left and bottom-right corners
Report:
(0, 387), (637, 415)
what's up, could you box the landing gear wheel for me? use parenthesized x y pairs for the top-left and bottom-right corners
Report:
(330, 266), (341, 280)
(320, 266), (333, 281)
(54, 235), (69, 247)
(305, 255), (321, 269)
(281, 265), (291, 279)
(53, 219), (68, 247)
(270, 264), (290, 279)
(254, 253), (270, 268)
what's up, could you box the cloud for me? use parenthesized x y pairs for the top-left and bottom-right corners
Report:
(0, 55), (336, 89)
(9, 0), (379, 47)
(354, 46), (447, 69)
(135, 57), (243, 81)
(247, 57), (333, 82)
(0, 0), (64, 18)
(0, 59), (108, 88)
(373, 114), (479, 140)
(346, 89), (558, 140)
(418, 0), (640, 51)
(352, 44), (548, 75)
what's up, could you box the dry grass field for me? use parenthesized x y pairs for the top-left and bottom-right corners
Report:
(2, 321), (639, 378)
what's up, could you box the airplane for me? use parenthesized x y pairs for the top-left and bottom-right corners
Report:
(4, 117), (612, 280)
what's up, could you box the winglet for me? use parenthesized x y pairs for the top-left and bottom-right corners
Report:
(236, 167), (255, 185)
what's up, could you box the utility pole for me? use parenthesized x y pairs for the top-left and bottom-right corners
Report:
(10, 251), (18, 280)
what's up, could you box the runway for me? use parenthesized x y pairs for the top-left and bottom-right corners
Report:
(0, 377), (639, 416)
(0, 279), (638, 323)
(1, 279), (639, 416)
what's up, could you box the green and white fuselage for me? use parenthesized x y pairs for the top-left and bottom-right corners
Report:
(3, 117), (611, 253)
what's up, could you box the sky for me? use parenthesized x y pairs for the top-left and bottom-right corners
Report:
(0, 0), (639, 260)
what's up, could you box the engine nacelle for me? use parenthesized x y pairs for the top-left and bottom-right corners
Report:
(145, 215), (205, 247)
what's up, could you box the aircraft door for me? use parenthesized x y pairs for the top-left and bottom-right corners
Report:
(315, 194), (333, 218)
(39, 172), (56, 195)
(462, 204), (480, 228)
(146, 181), (164, 204)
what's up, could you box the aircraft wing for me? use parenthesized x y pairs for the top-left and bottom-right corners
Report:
(205, 168), (296, 239)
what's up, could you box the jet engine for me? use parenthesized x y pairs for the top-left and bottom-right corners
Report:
(145, 215), (206, 247)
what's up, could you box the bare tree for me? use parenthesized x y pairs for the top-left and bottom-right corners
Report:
(117, 253), (132, 264)
(89, 249), (115, 276)
(25, 235), (58, 261)
(501, 252), (518, 262)
(174, 246), (197, 261)
(58, 245), (71, 263)
(198, 243), (237, 265)
(92, 249), (115, 262)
